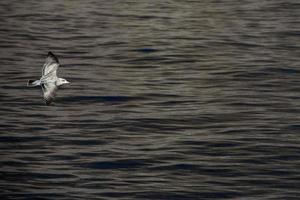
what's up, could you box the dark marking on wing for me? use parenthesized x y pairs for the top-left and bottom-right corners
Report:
(41, 83), (57, 106)
(48, 52), (59, 63)
(42, 52), (60, 76)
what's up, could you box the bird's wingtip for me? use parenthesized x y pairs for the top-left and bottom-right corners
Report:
(48, 51), (54, 56)
(47, 51), (59, 63)
(45, 98), (53, 106)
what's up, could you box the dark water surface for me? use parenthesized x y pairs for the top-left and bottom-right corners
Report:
(1, 0), (300, 199)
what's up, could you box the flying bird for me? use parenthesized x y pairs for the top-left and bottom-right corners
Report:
(27, 52), (69, 105)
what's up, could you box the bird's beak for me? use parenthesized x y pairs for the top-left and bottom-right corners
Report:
(66, 80), (70, 84)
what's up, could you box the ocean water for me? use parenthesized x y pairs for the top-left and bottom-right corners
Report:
(1, 0), (300, 199)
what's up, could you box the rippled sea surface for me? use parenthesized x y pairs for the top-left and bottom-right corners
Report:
(1, 0), (300, 199)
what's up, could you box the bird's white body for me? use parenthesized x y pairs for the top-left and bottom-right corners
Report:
(27, 52), (69, 105)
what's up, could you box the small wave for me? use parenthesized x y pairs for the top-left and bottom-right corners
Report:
(80, 159), (149, 170)
(59, 95), (141, 103)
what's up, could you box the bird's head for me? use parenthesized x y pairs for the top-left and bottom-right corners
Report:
(57, 78), (70, 86)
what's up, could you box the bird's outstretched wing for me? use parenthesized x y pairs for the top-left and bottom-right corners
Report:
(42, 82), (57, 105)
(42, 52), (60, 77)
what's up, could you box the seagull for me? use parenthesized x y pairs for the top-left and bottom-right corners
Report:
(27, 52), (69, 105)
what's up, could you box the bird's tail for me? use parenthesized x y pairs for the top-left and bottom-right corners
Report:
(27, 80), (41, 87)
